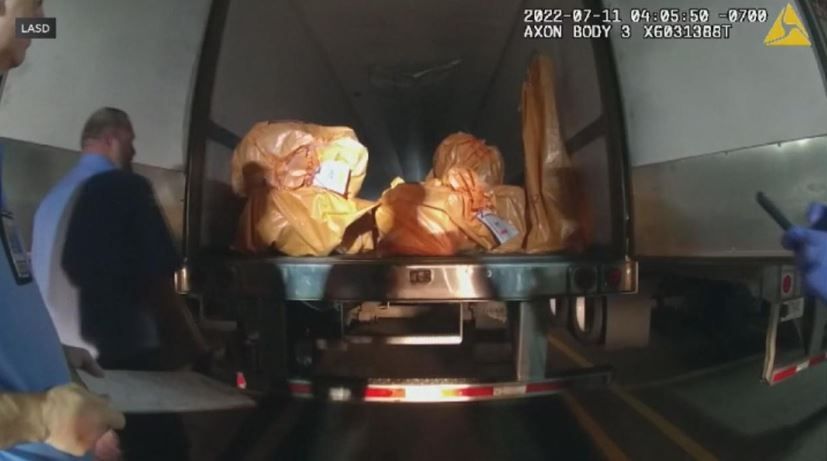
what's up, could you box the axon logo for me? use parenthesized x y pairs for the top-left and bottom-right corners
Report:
(16, 17), (56, 39)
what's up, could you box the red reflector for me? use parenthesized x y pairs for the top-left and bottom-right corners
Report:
(289, 382), (311, 394)
(526, 382), (564, 394)
(365, 388), (401, 398)
(810, 354), (826, 366)
(574, 268), (596, 291)
(236, 372), (247, 390)
(782, 275), (793, 295)
(605, 268), (623, 287)
(772, 366), (797, 383)
(456, 387), (494, 398)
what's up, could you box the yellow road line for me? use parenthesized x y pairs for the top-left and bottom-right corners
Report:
(610, 386), (717, 461)
(562, 393), (632, 461)
(548, 336), (719, 461)
(549, 335), (594, 368)
(548, 336), (630, 460)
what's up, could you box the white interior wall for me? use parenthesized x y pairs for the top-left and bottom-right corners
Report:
(609, 0), (827, 167)
(0, 0), (212, 171)
(209, 0), (360, 136)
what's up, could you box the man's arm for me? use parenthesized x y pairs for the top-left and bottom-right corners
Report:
(129, 176), (209, 367)
(147, 277), (209, 369)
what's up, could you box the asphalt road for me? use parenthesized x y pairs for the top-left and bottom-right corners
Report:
(182, 311), (827, 461)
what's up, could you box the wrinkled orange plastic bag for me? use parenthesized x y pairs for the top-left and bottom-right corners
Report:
(490, 186), (527, 254)
(427, 132), (504, 185)
(521, 54), (582, 253)
(231, 121), (369, 199)
(375, 168), (516, 256)
(256, 188), (377, 257)
(375, 179), (469, 256)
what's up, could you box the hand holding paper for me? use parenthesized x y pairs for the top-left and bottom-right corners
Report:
(42, 384), (126, 457)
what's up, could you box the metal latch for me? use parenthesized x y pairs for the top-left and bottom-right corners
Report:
(780, 298), (805, 322)
(409, 269), (432, 284)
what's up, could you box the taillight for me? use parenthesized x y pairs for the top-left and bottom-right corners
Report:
(781, 273), (794, 297)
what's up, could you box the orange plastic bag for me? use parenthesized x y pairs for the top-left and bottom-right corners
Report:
(375, 179), (469, 256)
(521, 54), (581, 253)
(231, 121), (369, 199)
(256, 188), (377, 257)
(427, 132), (504, 185)
(232, 185), (272, 254)
(490, 186), (527, 254)
(439, 167), (500, 252)
(376, 168), (513, 256)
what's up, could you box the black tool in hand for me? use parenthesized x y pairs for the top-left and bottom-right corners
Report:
(756, 192), (793, 231)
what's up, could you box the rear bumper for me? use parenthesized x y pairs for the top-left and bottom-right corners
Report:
(213, 255), (637, 301)
(286, 366), (612, 403)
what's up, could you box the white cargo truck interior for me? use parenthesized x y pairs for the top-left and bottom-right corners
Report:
(200, 0), (623, 254)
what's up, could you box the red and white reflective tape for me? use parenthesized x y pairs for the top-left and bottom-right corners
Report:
(770, 352), (827, 384)
(288, 378), (582, 403)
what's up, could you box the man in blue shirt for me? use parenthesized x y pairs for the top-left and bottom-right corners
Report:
(0, 1), (124, 459)
(57, 109), (208, 461)
(32, 108), (137, 361)
(52, 107), (208, 371)
(32, 148), (116, 359)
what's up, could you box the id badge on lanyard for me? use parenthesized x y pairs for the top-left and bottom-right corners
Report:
(0, 146), (33, 285)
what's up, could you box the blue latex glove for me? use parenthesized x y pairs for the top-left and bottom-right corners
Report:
(807, 202), (827, 231)
(782, 202), (827, 302)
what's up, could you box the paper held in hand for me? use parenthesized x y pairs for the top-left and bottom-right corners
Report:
(77, 370), (256, 414)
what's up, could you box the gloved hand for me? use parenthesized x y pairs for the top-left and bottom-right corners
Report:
(64, 346), (104, 378)
(807, 202), (827, 231)
(42, 384), (126, 457)
(782, 202), (827, 302)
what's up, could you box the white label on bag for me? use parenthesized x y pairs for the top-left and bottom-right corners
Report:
(477, 210), (519, 245)
(313, 160), (351, 195)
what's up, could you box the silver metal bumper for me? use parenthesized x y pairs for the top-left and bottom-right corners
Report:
(219, 255), (637, 301)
